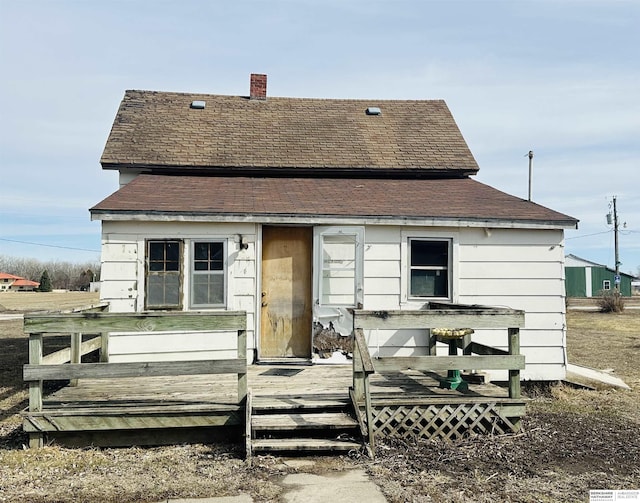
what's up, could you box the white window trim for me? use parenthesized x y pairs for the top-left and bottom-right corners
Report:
(602, 280), (611, 291)
(400, 230), (458, 306)
(189, 239), (228, 309)
(141, 237), (231, 312)
(313, 226), (364, 308)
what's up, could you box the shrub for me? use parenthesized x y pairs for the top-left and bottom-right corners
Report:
(597, 290), (625, 313)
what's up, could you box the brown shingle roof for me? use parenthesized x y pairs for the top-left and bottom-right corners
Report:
(100, 91), (479, 175)
(91, 174), (577, 227)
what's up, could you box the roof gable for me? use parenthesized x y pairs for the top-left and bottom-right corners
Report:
(101, 91), (479, 176)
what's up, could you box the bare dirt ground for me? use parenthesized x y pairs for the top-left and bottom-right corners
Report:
(0, 294), (638, 502)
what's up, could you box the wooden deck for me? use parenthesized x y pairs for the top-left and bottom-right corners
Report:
(25, 364), (525, 447)
(22, 307), (528, 452)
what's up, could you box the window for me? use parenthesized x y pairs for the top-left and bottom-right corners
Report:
(409, 239), (450, 298)
(146, 240), (182, 309)
(315, 227), (364, 308)
(321, 234), (357, 306)
(603, 280), (611, 291)
(191, 241), (226, 308)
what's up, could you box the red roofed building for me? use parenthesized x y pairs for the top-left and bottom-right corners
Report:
(91, 75), (578, 381)
(0, 273), (40, 292)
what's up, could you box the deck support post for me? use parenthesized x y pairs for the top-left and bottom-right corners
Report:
(508, 328), (521, 399)
(28, 333), (44, 448)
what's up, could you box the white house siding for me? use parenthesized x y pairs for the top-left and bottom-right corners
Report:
(99, 220), (568, 380)
(456, 228), (567, 380)
(100, 221), (257, 363)
(359, 225), (568, 381)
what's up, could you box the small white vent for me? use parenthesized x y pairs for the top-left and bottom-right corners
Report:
(366, 107), (381, 116)
(190, 100), (206, 109)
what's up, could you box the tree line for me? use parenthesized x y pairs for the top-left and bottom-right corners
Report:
(0, 255), (100, 291)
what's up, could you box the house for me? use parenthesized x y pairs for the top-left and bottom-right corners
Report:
(0, 272), (39, 292)
(565, 254), (634, 297)
(90, 74), (578, 381)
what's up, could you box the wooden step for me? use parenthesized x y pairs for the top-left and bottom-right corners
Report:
(252, 437), (362, 452)
(252, 393), (351, 412)
(252, 412), (358, 431)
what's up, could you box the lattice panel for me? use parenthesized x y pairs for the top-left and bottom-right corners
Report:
(371, 402), (520, 441)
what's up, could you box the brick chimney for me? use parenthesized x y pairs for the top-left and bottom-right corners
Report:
(250, 73), (267, 100)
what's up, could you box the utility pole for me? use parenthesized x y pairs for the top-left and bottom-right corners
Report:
(613, 196), (620, 292)
(608, 196), (621, 292)
(527, 150), (533, 201)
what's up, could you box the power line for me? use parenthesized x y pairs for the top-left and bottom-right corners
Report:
(0, 238), (100, 253)
(565, 230), (611, 240)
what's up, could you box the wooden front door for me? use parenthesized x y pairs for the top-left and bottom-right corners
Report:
(260, 226), (312, 358)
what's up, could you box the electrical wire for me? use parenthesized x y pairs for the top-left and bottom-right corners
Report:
(0, 238), (99, 253)
(565, 230), (612, 240)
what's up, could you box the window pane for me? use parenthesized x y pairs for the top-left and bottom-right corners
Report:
(147, 274), (180, 306)
(194, 242), (209, 261)
(149, 242), (165, 261)
(410, 270), (448, 297)
(147, 275), (165, 306)
(194, 261), (208, 271)
(166, 242), (180, 262)
(411, 241), (448, 267)
(193, 242), (224, 271)
(192, 273), (224, 305)
(323, 235), (355, 269)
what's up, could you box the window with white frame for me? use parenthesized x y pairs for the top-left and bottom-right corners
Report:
(409, 239), (451, 299)
(603, 280), (611, 291)
(317, 228), (363, 307)
(145, 239), (227, 310)
(146, 240), (182, 309)
(191, 241), (226, 308)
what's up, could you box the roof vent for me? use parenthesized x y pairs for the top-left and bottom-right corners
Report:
(366, 107), (381, 116)
(190, 100), (206, 109)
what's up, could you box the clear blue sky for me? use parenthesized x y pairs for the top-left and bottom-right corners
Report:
(1, 0), (638, 274)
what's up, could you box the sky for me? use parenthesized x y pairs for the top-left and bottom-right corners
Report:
(0, 0), (638, 274)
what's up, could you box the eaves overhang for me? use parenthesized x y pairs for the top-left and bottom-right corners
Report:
(99, 163), (477, 178)
(90, 209), (579, 230)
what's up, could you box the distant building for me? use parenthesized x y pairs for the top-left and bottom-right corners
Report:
(565, 254), (633, 297)
(0, 273), (40, 292)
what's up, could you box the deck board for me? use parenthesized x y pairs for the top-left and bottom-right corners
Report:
(39, 364), (511, 410)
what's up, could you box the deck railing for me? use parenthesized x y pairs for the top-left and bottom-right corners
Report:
(351, 305), (525, 453)
(23, 311), (247, 448)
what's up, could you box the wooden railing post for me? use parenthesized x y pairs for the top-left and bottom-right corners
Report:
(99, 332), (109, 362)
(245, 388), (252, 466)
(70, 333), (81, 386)
(237, 329), (247, 404)
(427, 329), (437, 356)
(508, 328), (521, 399)
(352, 328), (376, 456)
(28, 333), (43, 448)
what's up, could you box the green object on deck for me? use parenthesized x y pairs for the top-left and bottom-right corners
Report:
(439, 339), (468, 391)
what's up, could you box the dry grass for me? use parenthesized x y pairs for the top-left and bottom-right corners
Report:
(0, 292), (100, 313)
(1, 295), (639, 502)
